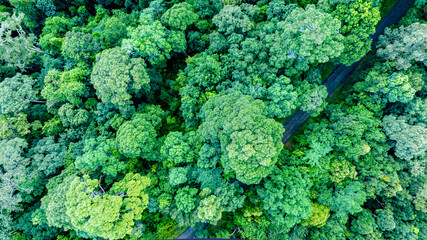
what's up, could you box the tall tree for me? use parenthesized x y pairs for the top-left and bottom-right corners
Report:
(0, 73), (39, 115)
(65, 173), (151, 239)
(29, 136), (67, 176)
(329, 0), (380, 65)
(381, 72), (416, 103)
(91, 47), (150, 113)
(161, 2), (198, 30)
(269, 5), (344, 76)
(61, 31), (95, 68)
(122, 13), (172, 67)
(383, 115), (427, 160)
(257, 166), (313, 233)
(41, 68), (89, 109)
(0, 138), (34, 238)
(0, 12), (43, 71)
(377, 23), (427, 70)
(75, 136), (125, 177)
(296, 81), (328, 117)
(198, 92), (284, 184)
(116, 105), (164, 160)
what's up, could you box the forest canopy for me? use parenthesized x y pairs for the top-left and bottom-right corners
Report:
(0, 0), (426, 239)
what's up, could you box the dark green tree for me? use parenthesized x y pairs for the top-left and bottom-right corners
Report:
(376, 209), (396, 232)
(266, 76), (298, 119)
(296, 81), (328, 117)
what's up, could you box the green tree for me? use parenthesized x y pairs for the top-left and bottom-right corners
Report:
(160, 131), (200, 168)
(329, 0), (380, 65)
(383, 115), (427, 160)
(318, 181), (367, 216)
(179, 52), (222, 127)
(0, 138), (34, 238)
(41, 68), (89, 108)
(376, 209), (396, 231)
(161, 2), (198, 30)
(327, 104), (385, 160)
(350, 209), (377, 235)
(413, 183), (427, 213)
(0, 12), (41, 71)
(66, 173), (151, 240)
(405, 97), (427, 124)
(194, 0), (223, 19)
(377, 23), (427, 70)
(198, 93), (284, 184)
(197, 194), (223, 224)
(167, 30), (187, 53)
(212, 4), (255, 35)
(92, 13), (129, 49)
(122, 16), (171, 67)
(0, 73), (39, 115)
(301, 203), (330, 228)
(381, 73), (416, 103)
(257, 166), (313, 232)
(116, 105), (164, 160)
(61, 31), (95, 68)
(75, 136), (125, 177)
(40, 165), (76, 231)
(14, 207), (60, 240)
(182, 52), (222, 88)
(266, 75), (298, 119)
(415, 0), (427, 7)
(303, 121), (336, 167)
(29, 136), (67, 175)
(91, 47), (150, 112)
(8, 0), (42, 29)
(269, 5), (344, 75)
(39, 16), (71, 56)
(267, 0), (297, 21)
(309, 217), (347, 240)
(296, 81), (328, 117)
(175, 186), (198, 214)
(168, 167), (189, 186)
(57, 103), (90, 128)
(0, 114), (31, 140)
(329, 159), (358, 184)
(223, 36), (276, 84)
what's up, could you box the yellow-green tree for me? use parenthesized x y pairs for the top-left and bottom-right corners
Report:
(65, 173), (150, 240)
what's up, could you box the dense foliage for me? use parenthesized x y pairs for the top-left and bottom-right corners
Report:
(0, 0), (426, 239)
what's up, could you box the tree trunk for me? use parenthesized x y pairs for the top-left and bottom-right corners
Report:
(29, 46), (54, 58)
(23, 97), (46, 104)
(29, 99), (47, 104)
